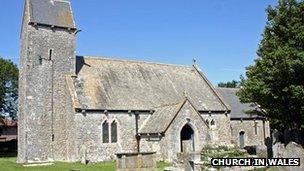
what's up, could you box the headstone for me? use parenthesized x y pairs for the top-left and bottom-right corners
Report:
(273, 142), (304, 171)
(256, 145), (267, 158)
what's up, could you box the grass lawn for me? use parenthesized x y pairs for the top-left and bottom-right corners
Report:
(0, 157), (171, 171)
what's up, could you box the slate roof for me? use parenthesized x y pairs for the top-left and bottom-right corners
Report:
(139, 101), (185, 134)
(215, 87), (263, 119)
(29, 0), (76, 29)
(139, 99), (209, 134)
(72, 56), (229, 111)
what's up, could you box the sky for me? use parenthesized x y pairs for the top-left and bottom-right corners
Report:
(0, 0), (277, 84)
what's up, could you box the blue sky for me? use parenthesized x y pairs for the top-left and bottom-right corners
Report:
(0, 0), (277, 84)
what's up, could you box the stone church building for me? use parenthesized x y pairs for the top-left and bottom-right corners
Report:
(18, 0), (270, 163)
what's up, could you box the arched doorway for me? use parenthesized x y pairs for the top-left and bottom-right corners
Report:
(180, 124), (195, 152)
(239, 131), (245, 148)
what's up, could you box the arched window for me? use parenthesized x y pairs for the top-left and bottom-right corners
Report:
(239, 131), (245, 148)
(111, 120), (118, 143)
(102, 120), (109, 143)
(210, 119), (215, 126)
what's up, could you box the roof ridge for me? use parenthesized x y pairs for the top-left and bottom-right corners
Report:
(215, 87), (240, 90)
(77, 55), (192, 68)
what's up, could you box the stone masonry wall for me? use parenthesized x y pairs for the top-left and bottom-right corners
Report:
(74, 112), (150, 162)
(140, 137), (162, 161)
(18, 15), (76, 162)
(18, 0), (31, 163)
(139, 103), (232, 162)
(202, 113), (231, 146)
(64, 76), (78, 162)
(161, 101), (209, 162)
(230, 120), (270, 147)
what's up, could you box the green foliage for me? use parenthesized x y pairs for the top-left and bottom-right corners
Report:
(156, 161), (172, 171)
(201, 145), (248, 159)
(0, 57), (18, 120)
(201, 145), (248, 169)
(237, 0), (304, 130)
(217, 80), (240, 88)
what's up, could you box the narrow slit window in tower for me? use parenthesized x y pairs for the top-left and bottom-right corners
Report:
(49, 49), (53, 60)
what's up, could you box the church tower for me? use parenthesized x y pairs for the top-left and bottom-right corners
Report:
(18, 0), (77, 163)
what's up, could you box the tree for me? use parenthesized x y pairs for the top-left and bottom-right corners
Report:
(237, 0), (304, 130)
(218, 80), (240, 88)
(0, 57), (18, 120)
